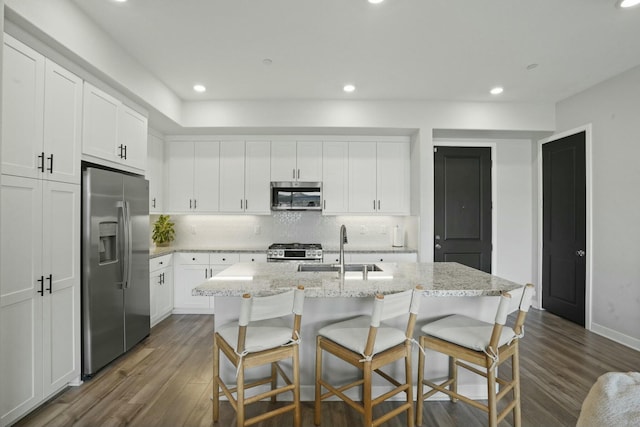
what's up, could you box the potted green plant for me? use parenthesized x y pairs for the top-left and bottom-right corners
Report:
(152, 214), (175, 247)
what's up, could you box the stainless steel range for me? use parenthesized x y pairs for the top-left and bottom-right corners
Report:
(267, 243), (323, 263)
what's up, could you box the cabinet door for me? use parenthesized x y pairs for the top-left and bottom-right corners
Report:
(271, 141), (297, 181)
(193, 141), (220, 212)
(43, 60), (82, 184)
(219, 141), (246, 213)
(118, 105), (148, 171)
(173, 264), (213, 312)
(296, 141), (322, 181)
(0, 176), (44, 424)
(166, 142), (194, 212)
(149, 270), (160, 324)
(156, 267), (173, 321)
(348, 142), (377, 213)
(82, 82), (119, 162)
(42, 181), (80, 396)
(376, 142), (410, 214)
(322, 142), (349, 214)
(1, 35), (45, 179)
(244, 141), (271, 214)
(147, 134), (164, 213)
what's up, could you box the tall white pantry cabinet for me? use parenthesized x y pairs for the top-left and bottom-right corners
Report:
(1, 35), (82, 427)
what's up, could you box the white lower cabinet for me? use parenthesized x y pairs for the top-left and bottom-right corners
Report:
(173, 252), (239, 314)
(149, 254), (173, 327)
(0, 175), (80, 427)
(350, 252), (418, 263)
(324, 252), (417, 264)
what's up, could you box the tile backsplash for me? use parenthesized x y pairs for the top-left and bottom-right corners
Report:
(151, 212), (419, 251)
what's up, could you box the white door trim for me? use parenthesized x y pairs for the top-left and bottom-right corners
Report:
(537, 124), (593, 330)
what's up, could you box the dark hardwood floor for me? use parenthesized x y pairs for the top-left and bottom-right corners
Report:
(14, 309), (640, 427)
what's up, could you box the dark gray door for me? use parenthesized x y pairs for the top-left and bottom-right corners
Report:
(542, 131), (586, 326)
(434, 146), (492, 273)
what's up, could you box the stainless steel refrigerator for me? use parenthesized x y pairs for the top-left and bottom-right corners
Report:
(81, 166), (150, 378)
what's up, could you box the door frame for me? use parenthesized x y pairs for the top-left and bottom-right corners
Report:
(433, 140), (497, 273)
(537, 124), (593, 330)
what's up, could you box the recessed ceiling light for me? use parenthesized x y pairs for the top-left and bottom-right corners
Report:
(193, 84), (206, 93)
(113, 0), (127, 3)
(526, 63), (539, 71)
(490, 86), (504, 95)
(262, 58), (273, 66)
(368, 0), (385, 4)
(343, 84), (356, 93)
(619, 0), (640, 8)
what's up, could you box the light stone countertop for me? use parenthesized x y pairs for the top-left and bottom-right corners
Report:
(150, 246), (418, 259)
(193, 262), (522, 298)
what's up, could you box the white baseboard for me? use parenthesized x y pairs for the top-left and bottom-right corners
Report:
(591, 322), (640, 352)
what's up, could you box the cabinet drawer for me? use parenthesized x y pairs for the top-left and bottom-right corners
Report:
(150, 254), (173, 271)
(176, 252), (210, 265)
(350, 252), (417, 263)
(239, 253), (267, 263)
(210, 253), (240, 265)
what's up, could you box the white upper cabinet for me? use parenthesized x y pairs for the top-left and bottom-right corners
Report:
(348, 142), (378, 213)
(244, 141), (271, 214)
(219, 141), (271, 214)
(348, 141), (410, 215)
(82, 82), (148, 173)
(166, 141), (220, 213)
(2, 35), (82, 184)
(146, 133), (164, 213)
(219, 141), (246, 213)
(376, 142), (410, 214)
(271, 141), (322, 182)
(322, 141), (349, 214)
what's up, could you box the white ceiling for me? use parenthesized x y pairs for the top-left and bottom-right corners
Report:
(70, 0), (640, 104)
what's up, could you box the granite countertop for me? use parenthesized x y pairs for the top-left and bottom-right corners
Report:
(193, 262), (521, 298)
(150, 246), (418, 259)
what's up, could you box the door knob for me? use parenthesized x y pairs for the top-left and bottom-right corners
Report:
(576, 250), (586, 257)
(435, 244), (442, 250)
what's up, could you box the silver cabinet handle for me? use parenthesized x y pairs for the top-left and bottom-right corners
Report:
(293, 169), (296, 179)
(297, 169), (300, 179)
(240, 199), (243, 209)
(378, 200), (381, 210)
(435, 243), (442, 249)
(245, 199), (248, 210)
(373, 200), (376, 210)
(576, 250), (586, 257)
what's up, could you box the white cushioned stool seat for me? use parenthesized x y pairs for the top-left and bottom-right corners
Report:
(318, 315), (407, 356)
(217, 318), (294, 354)
(421, 314), (518, 351)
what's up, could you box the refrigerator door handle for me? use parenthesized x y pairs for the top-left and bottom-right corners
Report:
(123, 200), (133, 289)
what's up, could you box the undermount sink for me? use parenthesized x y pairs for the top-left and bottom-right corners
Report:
(297, 263), (383, 273)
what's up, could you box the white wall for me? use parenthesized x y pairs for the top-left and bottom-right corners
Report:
(556, 64), (640, 350)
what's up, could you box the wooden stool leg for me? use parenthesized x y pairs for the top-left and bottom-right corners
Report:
(513, 342), (522, 427)
(293, 345), (302, 427)
(271, 362), (278, 403)
(237, 362), (245, 427)
(405, 345), (415, 427)
(416, 337), (425, 426)
(487, 359), (497, 427)
(363, 361), (372, 427)
(314, 337), (323, 426)
(450, 356), (458, 403)
(213, 336), (220, 423)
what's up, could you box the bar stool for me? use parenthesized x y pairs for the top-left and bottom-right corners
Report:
(416, 283), (534, 427)
(314, 286), (423, 427)
(212, 286), (305, 427)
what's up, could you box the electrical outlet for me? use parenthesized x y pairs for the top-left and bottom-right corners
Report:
(360, 225), (367, 234)
(380, 225), (387, 234)
(254, 225), (261, 235)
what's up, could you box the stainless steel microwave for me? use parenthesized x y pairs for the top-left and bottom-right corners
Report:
(270, 181), (322, 211)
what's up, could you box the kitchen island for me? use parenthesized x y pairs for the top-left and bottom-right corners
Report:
(194, 262), (523, 401)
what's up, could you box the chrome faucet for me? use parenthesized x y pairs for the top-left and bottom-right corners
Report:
(339, 224), (348, 277)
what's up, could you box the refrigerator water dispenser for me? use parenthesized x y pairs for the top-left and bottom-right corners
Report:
(99, 222), (117, 263)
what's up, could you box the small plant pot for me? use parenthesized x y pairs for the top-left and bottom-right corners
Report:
(155, 241), (170, 248)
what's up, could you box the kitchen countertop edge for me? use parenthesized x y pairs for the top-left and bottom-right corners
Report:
(150, 246), (418, 259)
